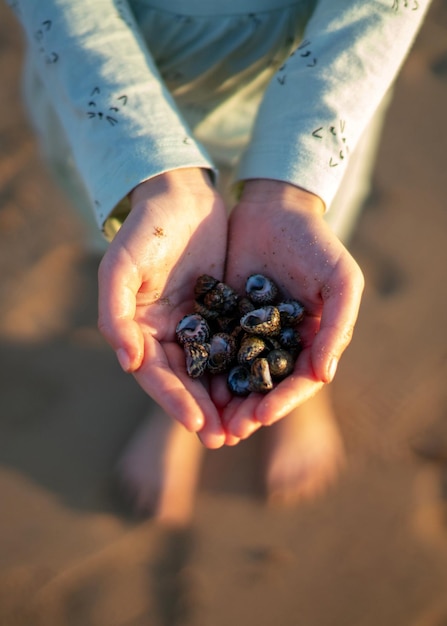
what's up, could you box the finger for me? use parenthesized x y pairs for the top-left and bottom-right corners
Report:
(165, 344), (227, 449)
(135, 338), (226, 448)
(209, 374), (233, 411)
(254, 347), (324, 425)
(208, 382), (245, 445)
(132, 337), (202, 429)
(223, 395), (264, 439)
(224, 432), (242, 446)
(227, 413), (263, 440)
(311, 263), (364, 383)
(97, 251), (144, 372)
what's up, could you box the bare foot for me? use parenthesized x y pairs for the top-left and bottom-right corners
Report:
(263, 387), (345, 506)
(116, 407), (205, 526)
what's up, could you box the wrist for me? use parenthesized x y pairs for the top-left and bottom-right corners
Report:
(240, 178), (325, 216)
(130, 167), (214, 206)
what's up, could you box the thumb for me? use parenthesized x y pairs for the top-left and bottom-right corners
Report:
(311, 268), (364, 383)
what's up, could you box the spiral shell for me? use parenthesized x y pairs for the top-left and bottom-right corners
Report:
(193, 301), (220, 321)
(249, 357), (273, 393)
(245, 274), (278, 305)
(194, 274), (219, 298)
(277, 299), (305, 326)
(203, 281), (239, 315)
(238, 296), (256, 317)
(216, 315), (240, 336)
(207, 332), (237, 374)
(278, 327), (303, 355)
(266, 348), (295, 379)
(176, 313), (210, 345)
(227, 365), (251, 397)
(184, 342), (210, 378)
(237, 334), (267, 366)
(240, 305), (281, 336)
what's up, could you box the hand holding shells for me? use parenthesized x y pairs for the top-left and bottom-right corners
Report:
(97, 169), (229, 449)
(222, 180), (364, 439)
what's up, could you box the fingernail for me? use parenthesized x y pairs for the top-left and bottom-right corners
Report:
(327, 357), (338, 382)
(116, 348), (131, 372)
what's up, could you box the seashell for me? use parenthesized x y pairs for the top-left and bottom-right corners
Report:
(203, 282), (239, 315)
(238, 296), (256, 317)
(184, 342), (210, 378)
(266, 348), (295, 379)
(178, 272), (306, 393)
(240, 305), (281, 336)
(277, 299), (305, 326)
(216, 314), (240, 335)
(227, 365), (251, 397)
(193, 300), (220, 321)
(264, 336), (283, 352)
(207, 333), (237, 374)
(176, 313), (210, 345)
(230, 324), (244, 344)
(237, 334), (267, 366)
(194, 274), (219, 298)
(278, 327), (303, 355)
(245, 274), (278, 305)
(276, 299), (305, 327)
(249, 357), (273, 393)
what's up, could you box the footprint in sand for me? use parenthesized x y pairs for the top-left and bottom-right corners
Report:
(411, 422), (447, 546)
(431, 51), (447, 82)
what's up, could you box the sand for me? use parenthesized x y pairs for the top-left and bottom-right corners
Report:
(1, 2), (447, 625)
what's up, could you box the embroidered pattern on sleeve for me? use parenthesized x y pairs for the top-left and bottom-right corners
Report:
(276, 39), (318, 85)
(86, 87), (129, 126)
(392, 0), (419, 11)
(34, 19), (59, 65)
(312, 119), (350, 169)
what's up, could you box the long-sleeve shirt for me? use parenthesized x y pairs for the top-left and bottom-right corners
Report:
(8, 0), (430, 231)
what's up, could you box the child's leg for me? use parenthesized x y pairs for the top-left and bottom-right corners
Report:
(263, 386), (345, 505)
(117, 408), (205, 526)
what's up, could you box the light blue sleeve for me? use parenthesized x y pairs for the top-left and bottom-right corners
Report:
(236, 0), (431, 209)
(13, 0), (215, 228)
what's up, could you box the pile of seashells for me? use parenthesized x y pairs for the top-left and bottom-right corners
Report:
(175, 274), (306, 396)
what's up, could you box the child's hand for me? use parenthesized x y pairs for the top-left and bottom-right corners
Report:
(218, 179), (364, 443)
(97, 168), (228, 448)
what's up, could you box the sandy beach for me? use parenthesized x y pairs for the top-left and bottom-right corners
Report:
(1, 2), (447, 624)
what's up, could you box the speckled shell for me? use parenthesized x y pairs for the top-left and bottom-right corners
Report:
(203, 282), (239, 315)
(207, 333), (237, 374)
(194, 274), (219, 298)
(277, 299), (305, 326)
(249, 357), (273, 393)
(264, 336), (283, 352)
(184, 342), (210, 378)
(237, 334), (267, 366)
(267, 348), (295, 379)
(216, 315), (240, 335)
(227, 365), (251, 397)
(278, 327), (303, 354)
(179, 273), (306, 393)
(240, 305), (281, 336)
(176, 313), (210, 345)
(245, 274), (278, 305)
(238, 296), (256, 317)
(193, 300), (220, 321)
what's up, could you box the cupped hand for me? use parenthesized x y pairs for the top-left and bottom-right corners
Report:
(218, 179), (364, 441)
(97, 168), (228, 448)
